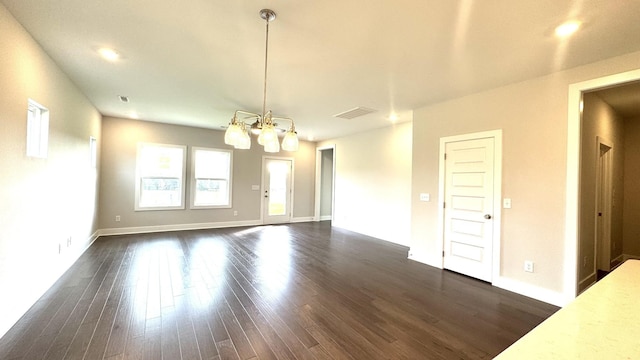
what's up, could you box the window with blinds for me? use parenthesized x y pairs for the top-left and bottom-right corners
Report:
(190, 147), (232, 208)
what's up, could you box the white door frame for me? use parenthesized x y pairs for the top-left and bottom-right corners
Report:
(314, 144), (336, 221)
(437, 129), (502, 283)
(565, 69), (640, 303)
(261, 156), (294, 224)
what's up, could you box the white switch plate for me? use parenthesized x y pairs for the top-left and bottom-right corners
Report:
(419, 193), (430, 202)
(251, 185), (260, 190)
(503, 198), (512, 208)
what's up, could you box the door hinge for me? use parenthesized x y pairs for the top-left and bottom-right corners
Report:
(443, 202), (446, 208)
(442, 250), (445, 257)
(444, 153), (447, 160)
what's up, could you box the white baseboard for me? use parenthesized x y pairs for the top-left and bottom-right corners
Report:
(408, 249), (443, 269)
(623, 254), (640, 261)
(577, 272), (597, 293)
(98, 220), (263, 237)
(405, 253), (567, 306)
(319, 215), (332, 221)
(98, 219), (320, 237)
(405, 253), (568, 307)
(492, 276), (568, 307)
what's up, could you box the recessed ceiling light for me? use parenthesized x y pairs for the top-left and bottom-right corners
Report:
(389, 113), (399, 122)
(555, 21), (581, 37)
(98, 48), (120, 61)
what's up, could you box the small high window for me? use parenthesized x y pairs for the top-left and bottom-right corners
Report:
(26, 99), (49, 158)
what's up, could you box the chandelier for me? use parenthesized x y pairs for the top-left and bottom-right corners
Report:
(224, 9), (299, 153)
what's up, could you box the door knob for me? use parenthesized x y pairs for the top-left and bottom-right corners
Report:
(484, 214), (492, 219)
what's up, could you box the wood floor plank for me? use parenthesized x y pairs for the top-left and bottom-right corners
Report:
(216, 338), (240, 360)
(304, 325), (354, 360)
(297, 303), (387, 360)
(222, 256), (319, 358)
(174, 295), (203, 360)
(103, 285), (134, 358)
(161, 306), (182, 360)
(217, 296), (256, 360)
(184, 288), (220, 360)
(143, 316), (162, 360)
(22, 281), (90, 360)
(85, 245), (134, 360)
(0, 222), (558, 359)
(103, 241), (139, 359)
(220, 286), (280, 360)
(122, 335), (143, 360)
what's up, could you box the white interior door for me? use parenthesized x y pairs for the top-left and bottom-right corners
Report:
(263, 158), (292, 224)
(443, 137), (495, 282)
(595, 139), (613, 272)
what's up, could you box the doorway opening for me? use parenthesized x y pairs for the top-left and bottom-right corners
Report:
(567, 69), (640, 300)
(314, 145), (335, 222)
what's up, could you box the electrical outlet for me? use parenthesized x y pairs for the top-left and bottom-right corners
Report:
(233, 210), (238, 216)
(524, 260), (534, 273)
(115, 215), (121, 222)
(503, 198), (512, 208)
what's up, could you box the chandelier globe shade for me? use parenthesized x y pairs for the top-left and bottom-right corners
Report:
(282, 129), (299, 151)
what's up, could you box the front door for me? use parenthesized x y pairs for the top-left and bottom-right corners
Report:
(263, 158), (293, 224)
(443, 137), (496, 282)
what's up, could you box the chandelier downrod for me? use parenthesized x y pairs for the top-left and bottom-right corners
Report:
(224, 9), (299, 153)
(260, 9), (275, 120)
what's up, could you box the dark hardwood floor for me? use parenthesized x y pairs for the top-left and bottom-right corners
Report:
(0, 222), (558, 359)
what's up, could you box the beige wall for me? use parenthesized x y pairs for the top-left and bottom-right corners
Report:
(623, 117), (640, 257)
(578, 93), (625, 289)
(410, 51), (640, 304)
(0, 4), (102, 337)
(99, 117), (316, 232)
(320, 122), (413, 246)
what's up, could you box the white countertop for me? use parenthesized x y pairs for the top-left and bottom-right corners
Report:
(495, 259), (640, 359)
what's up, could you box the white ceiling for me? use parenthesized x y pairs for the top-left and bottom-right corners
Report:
(3, 0), (640, 140)
(592, 81), (640, 119)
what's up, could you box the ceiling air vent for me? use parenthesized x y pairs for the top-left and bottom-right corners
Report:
(333, 107), (377, 119)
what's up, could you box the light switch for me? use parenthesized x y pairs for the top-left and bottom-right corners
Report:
(419, 193), (430, 202)
(251, 185), (260, 191)
(503, 198), (512, 209)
